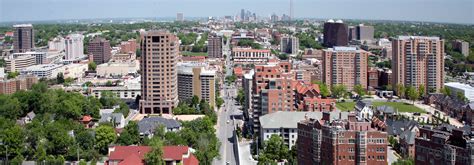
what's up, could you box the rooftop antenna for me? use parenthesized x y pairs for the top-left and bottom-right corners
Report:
(290, 0), (294, 21)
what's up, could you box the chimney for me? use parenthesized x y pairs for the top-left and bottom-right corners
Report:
(348, 113), (356, 122)
(322, 112), (330, 121)
(304, 113), (308, 121)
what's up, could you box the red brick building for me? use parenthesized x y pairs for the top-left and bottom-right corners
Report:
(293, 81), (336, 111)
(119, 39), (137, 54)
(415, 125), (473, 165)
(297, 113), (388, 165)
(368, 67), (379, 90)
(0, 75), (38, 94)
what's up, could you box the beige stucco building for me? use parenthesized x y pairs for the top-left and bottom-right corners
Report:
(177, 62), (216, 108)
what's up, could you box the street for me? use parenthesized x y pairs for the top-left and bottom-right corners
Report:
(213, 37), (238, 165)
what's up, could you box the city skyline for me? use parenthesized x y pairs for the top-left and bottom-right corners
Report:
(1, 0), (473, 24)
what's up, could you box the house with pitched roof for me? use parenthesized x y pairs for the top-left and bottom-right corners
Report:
(138, 116), (181, 138)
(355, 100), (373, 120)
(106, 145), (199, 165)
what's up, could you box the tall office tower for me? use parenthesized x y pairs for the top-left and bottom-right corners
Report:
(48, 36), (66, 51)
(322, 47), (369, 91)
(356, 24), (375, 41)
(139, 31), (179, 114)
(280, 35), (299, 54)
(348, 26), (357, 41)
(65, 34), (84, 60)
(270, 14), (279, 22)
(297, 113), (388, 165)
(88, 37), (112, 64)
(176, 13), (184, 22)
(241, 9), (245, 21)
(13, 24), (34, 53)
(207, 36), (223, 58)
(323, 19), (348, 47)
(392, 36), (444, 93)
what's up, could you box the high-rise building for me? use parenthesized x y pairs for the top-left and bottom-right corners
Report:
(297, 113), (388, 165)
(392, 36), (444, 93)
(88, 37), (112, 64)
(452, 40), (470, 57)
(65, 34), (84, 60)
(240, 9), (245, 22)
(270, 14), (279, 23)
(48, 36), (66, 52)
(322, 47), (369, 91)
(348, 26), (357, 41)
(323, 20), (348, 47)
(280, 35), (299, 55)
(207, 36), (223, 58)
(176, 13), (184, 22)
(139, 31), (179, 114)
(13, 24), (34, 53)
(415, 125), (474, 165)
(177, 62), (216, 108)
(12, 52), (46, 65)
(356, 24), (375, 41)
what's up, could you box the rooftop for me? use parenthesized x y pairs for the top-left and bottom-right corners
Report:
(22, 64), (63, 71)
(13, 24), (33, 28)
(397, 36), (440, 40)
(260, 111), (350, 129)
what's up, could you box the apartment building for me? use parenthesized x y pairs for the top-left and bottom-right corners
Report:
(322, 47), (369, 90)
(5, 55), (36, 72)
(207, 36), (223, 58)
(298, 113), (388, 165)
(323, 20), (348, 47)
(0, 75), (38, 94)
(415, 125), (474, 165)
(280, 35), (299, 55)
(392, 36), (444, 93)
(177, 62), (216, 108)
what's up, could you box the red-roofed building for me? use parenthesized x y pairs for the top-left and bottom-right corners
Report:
(293, 81), (336, 111)
(181, 56), (206, 62)
(5, 31), (14, 37)
(106, 146), (199, 165)
(233, 67), (243, 79)
(80, 115), (93, 128)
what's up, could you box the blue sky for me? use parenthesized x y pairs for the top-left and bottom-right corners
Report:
(0, 0), (473, 24)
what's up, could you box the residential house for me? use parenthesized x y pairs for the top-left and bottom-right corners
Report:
(100, 113), (126, 129)
(138, 117), (182, 138)
(355, 100), (373, 120)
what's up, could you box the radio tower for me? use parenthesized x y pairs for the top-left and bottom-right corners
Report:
(290, 0), (293, 21)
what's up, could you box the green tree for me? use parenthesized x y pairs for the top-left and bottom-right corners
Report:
(0, 125), (25, 160)
(0, 96), (22, 119)
(393, 158), (415, 165)
(313, 81), (330, 98)
(145, 137), (164, 165)
(331, 84), (347, 99)
(353, 84), (366, 98)
(237, 88), (245, 105)
(258, 134), (289, 164)
(95, 125), (117, 154)
(407, 86), (419, 104)
(396, 84), (406, 98)
(117, 121), (140, 145)
(456, 92), (468, 103)
(419, 84), (426, 98)
(191, 95), (200, 107)
(76, 130), (95, 150)
(88, 62), (97, 71)
(56, 72), (65, 84)
(11, 154), (24, 165)
(7, 71), (19, 79)
(442, 87), (452, 96)
(216, 97), (224, 109)
(100, 91), (119, 108)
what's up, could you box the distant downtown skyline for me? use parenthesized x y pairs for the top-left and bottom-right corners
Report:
(0, 0), (473, 24)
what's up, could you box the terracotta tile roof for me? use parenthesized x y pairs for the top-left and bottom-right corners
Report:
(108, 146), (151, 165)
(80, 115), (93, 122)
(234, 67), (243, 77)
(183, 154), (199, 165)
(163, 146), (189, 160)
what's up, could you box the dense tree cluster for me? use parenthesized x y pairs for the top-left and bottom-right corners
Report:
(237, 39), (262, 49)
(257, 134), (296, 165)
(0, 82), (131, 163)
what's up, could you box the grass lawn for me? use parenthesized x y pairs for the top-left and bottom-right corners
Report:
(336, 102), (356, 111)
(336, 101), (425, 113)
(182, 51), (208, 56)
